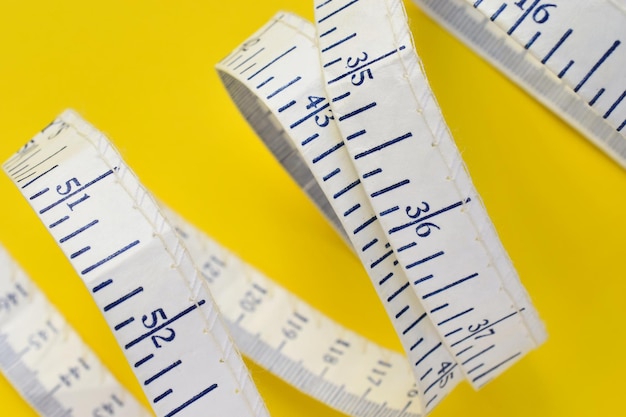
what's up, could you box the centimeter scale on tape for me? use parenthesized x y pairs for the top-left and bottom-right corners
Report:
(0, 108), (462, 417)
(413, 0), (626, 167)
(0, 243), (151, 417)
(216, 0), (546, 412)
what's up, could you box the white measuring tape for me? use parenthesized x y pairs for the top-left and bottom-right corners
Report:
(1, 1), (547, 416)
(413, 0), (626, 167)
(0, 243), (151, 417)
(216, 0), (545, 412)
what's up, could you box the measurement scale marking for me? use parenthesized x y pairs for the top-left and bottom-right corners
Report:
(386, 282), (410, 302)
(370, 179), (410, 198)
(444, 328), (462, 338)
(542, 29), (573, 64)
(352, 215), (377, 234)
(313, 142), (345, 164)
(525, 32), (541, 49)
(301, 133), (319, 146)
(39, 169), (115, 214)
(490, 3), (506, 21)
(316, 0), (333, 9)
(6, 148), (41, 174)
(574, 40), (621, 92)
(246, 46), (297, 81)
(406, 251), (444, 270)
(145, 360), (182, 385)
(371, 249), (394, 269)
(59, 220), (99, 243)
(402, 313), (427, 335)
(29, 187), (50, 200)
(70, 246), (91, 259)
(233, 47), (266, 71)
(92, 278), (113, 293)
(321, 32), (357, 53)
(589, 88), (606, 106)
(154, 389), (173, 403)
(278, 100), (296, 112)
(103, 287), (144, 312)
(343, 203), (360, 216)
(467, 363), (484, 374)
(395, 305), (409, 318)
(324, 57), (342, 68)
(333, 179), (361, 199)
(362, 238), (378, 252)
(507, 0), (539, 35)
(267, 76), (301, 99)
(558, 60), (575, 79)
(346, 129), (366, 141)
(164, 384), (218, 417)
(323, 168), (341, 181)
(114, 317), (135, 331)
(256, 76), (274, 90)
(398, 242), (416, 252)
(461, 345), (495, 366)
(134, 354), (154, 368)
(125, 300), (207, 349)
(471, 352), (521, 383)
(320, 27), (337, 38)
(354, 132), (412, 160)
(337, 102), (377, 121)
(12, 146), (68, 182)
(81, 239), (141, 275)
(603, 90), (626, 118)
(422, 273), (479, 300)
(317, 0), (360, 23)
(20, 165), (59, 189)
(415, 342), (442, 367)
(327, 46), (407, 85)
(389, 198), (471, 234)
(436, 308), (474, 327)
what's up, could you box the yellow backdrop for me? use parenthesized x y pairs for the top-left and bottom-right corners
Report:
(1, 1), (624, 416)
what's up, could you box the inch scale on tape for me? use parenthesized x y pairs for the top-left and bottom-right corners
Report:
(0, 243), (151, 417)
(413, 0), (626, 167)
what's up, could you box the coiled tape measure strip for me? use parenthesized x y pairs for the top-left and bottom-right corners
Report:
(412, 0), (626, 167)
(1, 2), (547, 417)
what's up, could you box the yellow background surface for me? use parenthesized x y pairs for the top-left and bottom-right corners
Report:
(1, 1), (625, 416)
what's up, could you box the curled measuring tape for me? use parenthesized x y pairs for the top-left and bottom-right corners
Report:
(2, 111), (269, 417)
(216, 1), (546, 412)
(1, 2), (549, 417)
(4, 108), (434, 417)
(412, 0), (626, 167)
(0, 243), (151, 417)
